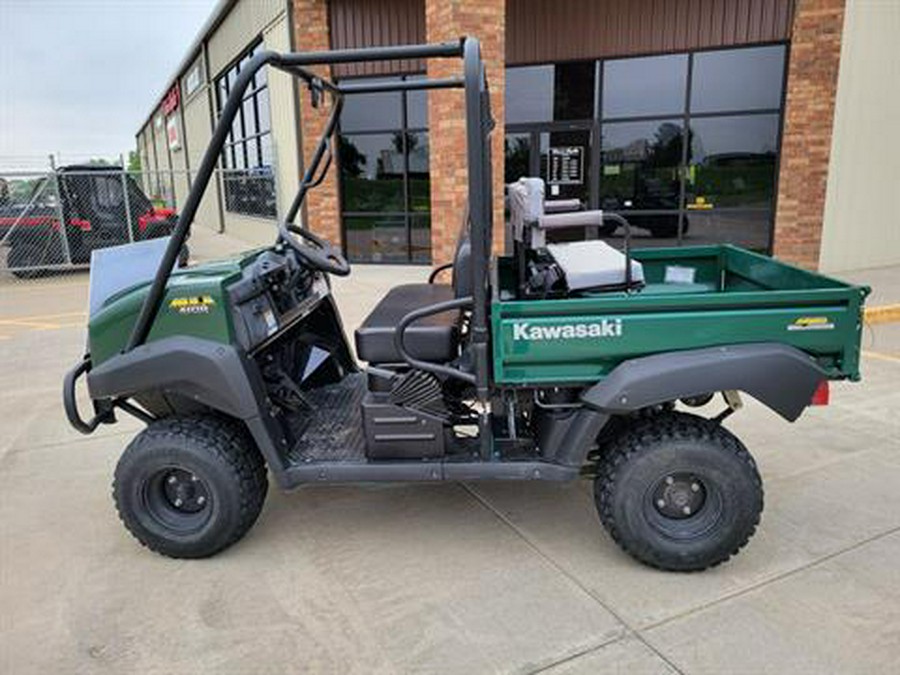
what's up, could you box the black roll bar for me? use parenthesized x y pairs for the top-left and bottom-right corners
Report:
(126, 40), (469, 352)
(462, 37), (491, 400)
(123, 37), (494, 403)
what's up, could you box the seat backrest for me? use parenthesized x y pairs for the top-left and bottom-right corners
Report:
(508, 177), (545, 244)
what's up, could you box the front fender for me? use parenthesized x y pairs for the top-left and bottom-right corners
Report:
(88, 336), (261, 419)
(582, 343), (828, 422)
(86, 336), (291, 484)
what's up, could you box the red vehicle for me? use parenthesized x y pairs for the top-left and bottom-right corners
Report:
(0, 166), (183, 277)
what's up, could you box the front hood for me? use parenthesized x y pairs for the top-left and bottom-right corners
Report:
(90, 241), (263, 317)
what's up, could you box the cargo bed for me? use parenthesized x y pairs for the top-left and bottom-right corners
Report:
(492, 245), (869, 385)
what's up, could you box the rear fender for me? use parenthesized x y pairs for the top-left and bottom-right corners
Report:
(581, 343), (828, 421)
(544, 343), (827, 469)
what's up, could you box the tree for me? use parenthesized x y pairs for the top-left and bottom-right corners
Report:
(339, 137), (366, 178)
(127, 150), (142, 173)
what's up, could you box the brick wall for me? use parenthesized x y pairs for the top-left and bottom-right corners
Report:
(292, 0), (341, 246)
(424, 0), (505, 264)
(773, 0), (846, 269)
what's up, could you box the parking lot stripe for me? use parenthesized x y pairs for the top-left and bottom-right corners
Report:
(0, 319), (61, 329)
(0, 310), (85, 323)
(864, 304), (900, 325)
(863, 350), (900, 364)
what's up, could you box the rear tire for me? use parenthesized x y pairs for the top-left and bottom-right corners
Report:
(594, 412), (762, 571)
(113, 415), (268, 558)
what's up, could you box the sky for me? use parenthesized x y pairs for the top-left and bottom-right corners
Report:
(0, 0), (218, 169)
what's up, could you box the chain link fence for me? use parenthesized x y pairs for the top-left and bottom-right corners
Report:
(0, 165), (278, 282)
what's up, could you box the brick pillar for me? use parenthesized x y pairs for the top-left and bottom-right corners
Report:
(425, 0), (505, 264)
(773, 0), (845, 269)
(292, 0), (341, 246)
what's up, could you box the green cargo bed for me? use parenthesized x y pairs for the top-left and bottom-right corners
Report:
(492, 245), (869, 385)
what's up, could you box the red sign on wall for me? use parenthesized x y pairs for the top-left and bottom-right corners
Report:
(161, 85), (180, 115)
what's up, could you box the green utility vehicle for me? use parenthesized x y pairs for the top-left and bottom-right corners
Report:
(65, 39), (868, 570)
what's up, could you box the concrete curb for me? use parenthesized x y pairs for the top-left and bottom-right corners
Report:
(864, 304), (900, 325)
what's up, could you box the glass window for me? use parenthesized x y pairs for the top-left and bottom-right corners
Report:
(691, 46), (786, 113)
(91, 176), (125, 210)
(685, 115), (780, 250)
(506, 63), (595, 124)
(338, 75), (432, 262)
(603, 54), (688, 118)
(504, 44), (787, 251)
(505, 66), (553, 124)
(406, 75), (429, 129)
(215, 43), (276, 219)
(600, 120), (684, 221)
(504, 133), (532, 184)
(344, 215), (409, 263)
(410, 214), (432, 263)
(340, 77), (403, 132)
(406, 132), (430, 213)
(688, 115), (779, 207)
(339, 134), (406, 213)
(554, 62), (595, 120)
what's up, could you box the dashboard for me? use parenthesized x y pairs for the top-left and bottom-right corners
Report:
(228, 249), (331, 353)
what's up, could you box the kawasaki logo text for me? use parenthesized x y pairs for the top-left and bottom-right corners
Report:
(512, 320), (623, 341)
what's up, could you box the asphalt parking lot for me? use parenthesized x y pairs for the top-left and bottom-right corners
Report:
(1, 237), (899, 674)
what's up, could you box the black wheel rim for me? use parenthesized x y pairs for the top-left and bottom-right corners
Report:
(644, 470), (724, 540)
(142, 466), (213, 533)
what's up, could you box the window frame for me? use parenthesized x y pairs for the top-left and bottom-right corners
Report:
(504, 42), (790, 252)
(337, 73), (431, 264)
(214, 41), (277, 220)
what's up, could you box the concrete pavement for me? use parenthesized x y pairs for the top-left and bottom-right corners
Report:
(1, 237), (899, 674)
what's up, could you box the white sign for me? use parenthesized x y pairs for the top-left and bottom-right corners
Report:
(166, 116), (181, 152)
(547, 146), (584, 186)
(184, 64), (202, 96)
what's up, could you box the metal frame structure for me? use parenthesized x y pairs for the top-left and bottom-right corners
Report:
(125, 37), (493, 394)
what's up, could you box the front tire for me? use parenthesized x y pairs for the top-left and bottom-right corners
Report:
(594, 412), (762, 571)
(113, 416), (268, 558)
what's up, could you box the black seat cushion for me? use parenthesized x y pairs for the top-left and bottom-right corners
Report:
(355, 283), (460, 364)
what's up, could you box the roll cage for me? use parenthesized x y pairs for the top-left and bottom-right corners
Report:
(125, 37), (494, 398)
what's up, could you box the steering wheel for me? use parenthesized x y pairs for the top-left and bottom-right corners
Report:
(278, 220), (350, 276)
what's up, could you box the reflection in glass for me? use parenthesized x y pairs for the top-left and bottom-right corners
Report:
(688, 115), (778, 208)
(685, 115), (779, 249)
(406, 132), (430, 212)
(603, 54), (688, 118)
(691, 46), (785, 113)
(339, 134), (405, 212)
(506, 62), (595, 124)
(406, 76), (429, 129)
(554, 62), (595, 120)
(504, 133), (531, 184)
(600, 120), (683, 237)
(505, 65), (553, 124)
(344, 215), (409, 263)
(340, 77), (403, 132)
(410, 214), (432, 263)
